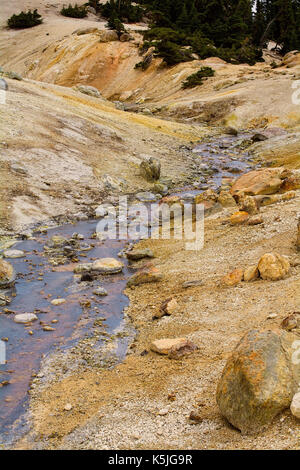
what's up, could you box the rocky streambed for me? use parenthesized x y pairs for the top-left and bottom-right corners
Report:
(0, 132), (265, 446)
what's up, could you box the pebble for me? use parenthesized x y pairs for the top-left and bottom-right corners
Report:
(93, 287), (108, 296)
(158, 407), (170, 416)
(64, 403), (73, 411)
(267, 313), (278, 319)
(51, 298), (66, 306)
(182, 280), (204, 288)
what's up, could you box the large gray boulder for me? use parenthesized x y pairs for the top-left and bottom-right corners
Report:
(216, 329), (299, 434)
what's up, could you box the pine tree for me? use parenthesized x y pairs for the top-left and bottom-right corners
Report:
(176, 2), (190, 32)
(275, 0), (298, 53)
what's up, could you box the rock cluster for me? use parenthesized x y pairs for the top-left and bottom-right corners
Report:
(222, 252), (290, 286)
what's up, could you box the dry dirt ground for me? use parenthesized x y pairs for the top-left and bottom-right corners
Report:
(15, 190), (300, 450)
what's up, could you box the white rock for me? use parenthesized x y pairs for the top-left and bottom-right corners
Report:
(158, 407), (170, 416)
(3, 249), (25, 258)
(151, 338), (187, 355)
(14, 313), (38, 323)
(92, 258), (123, 274)
(51, 298), (66, 306)
(64, 403), (73, 411)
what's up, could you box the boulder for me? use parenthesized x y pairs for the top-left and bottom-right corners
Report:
(257, 252), (290, 281)
(151, 337), (187, 355)
(140, 156), (161, 182)
(222, 268), (244, 287)
(98, 30), (119, 42)
(217, 191), (237, 208)
(230, 211), (250, 225)
(92, 258), (123, 274)
(73, 263), (93, 274)
(230, 168), (290, 197)
(0, 259), (16, 287)
(14, 313), (38, 323)
(244, 265), (259, 282)
(216, 329), (298, 434)
(239, 195), (258, 215)
(3, 249), (25, 258)
(247, 215), (263, 226)
(154, 297), (178, 319)
(127, 265), (163, 287)
(126, 248), (154, 261)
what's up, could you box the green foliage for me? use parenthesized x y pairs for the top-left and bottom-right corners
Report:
(154, 41), (193, 66)
(252, 0), (300, 52)
(87, 0), (101, 12)
(144, 27), (185, 44)
(60, 4), (88, 18)
(136, 0), (300, 66)
(7, 9), (43, 29)
(106, 15), (126, 39)
(182, 66), (215, 89)
(101, 0), (144, 23)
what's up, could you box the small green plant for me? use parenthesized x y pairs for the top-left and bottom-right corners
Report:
(60, 4), (88, 18)
(106, 15), (126, 39)
(7, 9), (43, 29)
(182, 67), (215, 89)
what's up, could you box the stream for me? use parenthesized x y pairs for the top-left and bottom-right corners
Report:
(0, 132), (258, 445)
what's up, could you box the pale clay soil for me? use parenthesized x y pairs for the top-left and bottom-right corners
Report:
(0, 2), (300, 451)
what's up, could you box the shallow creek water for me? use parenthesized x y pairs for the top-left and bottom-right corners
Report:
(0, 133), (257, 444)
